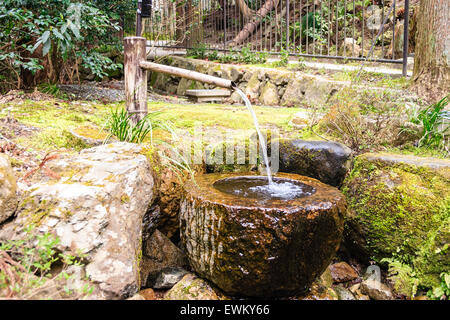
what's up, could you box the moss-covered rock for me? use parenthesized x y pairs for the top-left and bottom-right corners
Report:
(342, 152), (450, 291)
(259, 81), (279, 105)
(0, 154), (18, 224)
(244, 72), (261, 101)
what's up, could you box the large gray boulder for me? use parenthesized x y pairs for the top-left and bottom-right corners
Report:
(0, 154), (17, 224)
(0, 143), (156, 299)
(278, 139), (352, 187)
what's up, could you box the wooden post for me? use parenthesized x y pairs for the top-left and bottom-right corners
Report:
(124, 36), (148, 123)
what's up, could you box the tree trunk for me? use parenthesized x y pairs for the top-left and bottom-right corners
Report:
(235, 0), (255, 19)
(231, 0), (279, 46)
(413, 0), (450, 102)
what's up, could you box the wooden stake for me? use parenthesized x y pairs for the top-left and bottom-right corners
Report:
(124, 37), (148, 123)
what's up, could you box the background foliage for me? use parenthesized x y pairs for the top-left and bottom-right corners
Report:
(0, 0), (136, 92)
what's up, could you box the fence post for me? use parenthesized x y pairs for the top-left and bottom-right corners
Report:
(402, 0), (410, 77)
(124, 36), (148, 123)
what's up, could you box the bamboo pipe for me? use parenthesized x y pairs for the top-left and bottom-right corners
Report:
(140, 60), (237, 89)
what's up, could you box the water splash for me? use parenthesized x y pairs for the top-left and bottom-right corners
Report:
(213, 176), (316, 200)
(235, 88), (273, 185)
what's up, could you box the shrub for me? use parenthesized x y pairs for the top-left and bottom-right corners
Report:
(0, 0), (130, 91)
(0, 225), (92, 299)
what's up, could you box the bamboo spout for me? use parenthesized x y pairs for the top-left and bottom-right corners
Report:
(140, 60), (236, 89)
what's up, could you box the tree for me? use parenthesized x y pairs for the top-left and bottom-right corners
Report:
(232, 0), (279, 46)
(235, 0), (255, 19)
(413, 0), (450, 102)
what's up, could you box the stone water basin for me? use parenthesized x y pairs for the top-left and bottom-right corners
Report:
(180, 172), (347, 298)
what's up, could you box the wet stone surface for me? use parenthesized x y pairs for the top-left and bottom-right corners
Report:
(180, 172), (347, 297)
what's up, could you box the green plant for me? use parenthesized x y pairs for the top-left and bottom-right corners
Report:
(427, 272), (450, 300)
(382, 257), (420, 298)
(271, 47), (289, 68)
(0, 225), (92, 299)
(0, 0), (127, 91)
(427, 273), (450, 300)
(187, 43), (208, 59)
(240, 45), (268, 64)
(106, 108), (176, 144)
(409, 95), (449, 151)
(206, 50), (219, 61)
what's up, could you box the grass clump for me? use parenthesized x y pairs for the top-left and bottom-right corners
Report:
(406, 95), (449, 154)
(106, 107), (175, 144)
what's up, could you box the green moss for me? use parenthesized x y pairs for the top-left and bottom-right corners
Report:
(19, 197), (54, 226)
(73, 126), (109, 141)
(120, 194), (130, 204)
(343, 154), (450, 295)
(146, 101), (301, 130)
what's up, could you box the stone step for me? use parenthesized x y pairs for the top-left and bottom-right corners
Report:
(186, 89), (231, 103)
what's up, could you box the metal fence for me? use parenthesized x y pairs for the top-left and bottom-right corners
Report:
(139, 0), (410, 71)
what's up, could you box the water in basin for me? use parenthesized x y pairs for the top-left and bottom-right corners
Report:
(213, 176), (316, 200)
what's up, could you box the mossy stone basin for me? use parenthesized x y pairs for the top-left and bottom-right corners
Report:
(180, 172), (347, 298)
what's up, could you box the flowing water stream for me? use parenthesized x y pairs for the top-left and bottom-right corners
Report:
(235, 88), (273, 184)
(234, 88), (309, 198)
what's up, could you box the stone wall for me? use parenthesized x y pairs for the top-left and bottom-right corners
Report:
(148, 56), (343, 107)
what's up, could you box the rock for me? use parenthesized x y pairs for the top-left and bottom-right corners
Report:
(360, 279), (394, 300)
(230, 90), (244, 104)
(412, 222), (450, 290)
(0, 154), (18, 224)
(281, 76), (341, 107)
(138, 288), (156, 300)
(289, 110), (324, 130)
(127, 293), (146, 300)
(180, 172), (346, 297)
(259, 82), (279, 105)
(153, 267), (188, 289)
(229, 67), (244, 82)
(341, 38), (362, 57)
(278, 139), (352, 187)
(329, 262), (359, 283)
(244, 72), (261, 101)
(0, 142), (156, 299)
(299, 282), (339, 300)
(318, 266), (334, 288)
(349, 283), (361, 294)
(342, 152), (450, 285)
(69, 126), (111, 147)
(140, 229), (188, 288)
(333, 285), (356, 300)
(176, 78), (204, 96)
(164, 273), (223, 300)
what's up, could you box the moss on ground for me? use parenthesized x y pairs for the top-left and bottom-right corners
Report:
(0, 99), (302, 153)
(147, 101), (302, 130)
